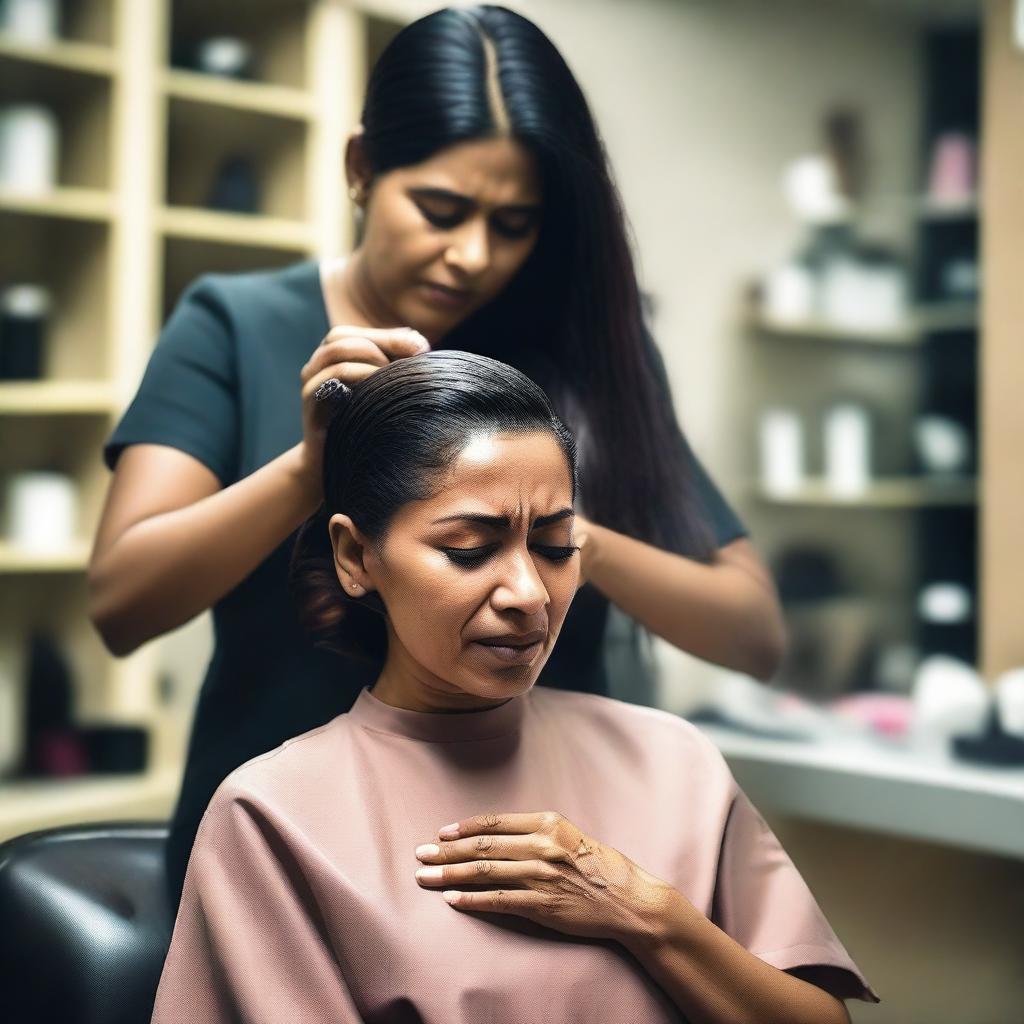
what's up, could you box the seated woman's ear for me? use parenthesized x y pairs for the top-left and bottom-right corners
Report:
(329, 513), (375, 596)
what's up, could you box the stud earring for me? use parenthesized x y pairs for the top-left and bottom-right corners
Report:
(348, 184), (364, 203)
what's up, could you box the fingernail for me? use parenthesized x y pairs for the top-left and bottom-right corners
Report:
(415, 843), (440, 859)
(415, 866), (443, 882)
(438, 823), (459, 840)
(442, 891), (460, 905)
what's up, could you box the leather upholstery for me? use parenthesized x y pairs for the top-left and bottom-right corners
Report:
(0, 822), (173, 1024)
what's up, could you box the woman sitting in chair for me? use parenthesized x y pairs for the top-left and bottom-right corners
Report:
(151, 351), (879, 1023)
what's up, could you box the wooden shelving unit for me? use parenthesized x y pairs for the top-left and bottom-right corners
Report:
(0, 0), (398, 843)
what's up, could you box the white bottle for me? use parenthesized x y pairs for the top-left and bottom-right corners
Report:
(759, 408), (805, 497)
(824, 402), (871, 498)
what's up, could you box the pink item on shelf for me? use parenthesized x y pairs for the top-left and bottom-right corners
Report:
(829, 693), (914, 737)
(926, 132), (977, 203)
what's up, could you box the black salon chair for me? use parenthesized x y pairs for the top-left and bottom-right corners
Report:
(0, 822), (174, 1024)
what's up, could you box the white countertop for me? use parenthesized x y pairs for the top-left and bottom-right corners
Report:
(694, 721), (1024, 861)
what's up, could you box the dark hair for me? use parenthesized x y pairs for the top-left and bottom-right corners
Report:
(358, 5), (716, 561)
(289, 350), (577, 661)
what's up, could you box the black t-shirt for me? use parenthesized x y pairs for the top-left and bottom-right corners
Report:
(104, 260), (747, 900)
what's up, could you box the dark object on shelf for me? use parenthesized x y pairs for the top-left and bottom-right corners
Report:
(80, 725), (149, 774)
(172, 36), (254, 78)
(206, 155), (260, 213)
(0, 284), (51, 380)
(952, 703), (1024, 767)
(774, 546), (844, 604)
(23, 632), (87, 777)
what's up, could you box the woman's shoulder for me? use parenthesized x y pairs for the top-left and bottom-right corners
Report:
(204, 712), (355, 818)
(528, 687), (733, 776)
(175, 259), (322, 332)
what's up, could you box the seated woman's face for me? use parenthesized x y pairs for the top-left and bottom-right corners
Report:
(361, 430), (578, 702)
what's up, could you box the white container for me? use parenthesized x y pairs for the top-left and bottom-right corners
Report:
(0, 103), (59, 194)
(994, 668), (1024, 740)
(759, 408), (804, 497)
(763, 263), (816, 324)
(911, 655), (990, 759)
(824, 402), (871, 497)
(0, 0), (58, 43)
(5, 471), (77, 552)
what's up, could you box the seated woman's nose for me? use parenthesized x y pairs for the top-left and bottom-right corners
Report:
(495, 558), (548, 613)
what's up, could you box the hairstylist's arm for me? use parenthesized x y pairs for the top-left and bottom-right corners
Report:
(88, 327), (428, 656)
(575, 517), (786, 681)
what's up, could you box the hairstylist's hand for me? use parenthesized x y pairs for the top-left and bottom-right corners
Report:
(298, 325), (430, 491)
(414, 812), (678, 947)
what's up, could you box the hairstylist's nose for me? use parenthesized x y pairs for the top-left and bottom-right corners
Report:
(444, 217), (490, 277)
(493, 551), (548, 616)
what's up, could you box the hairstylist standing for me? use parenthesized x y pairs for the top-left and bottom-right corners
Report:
(89, 5), (786, 907)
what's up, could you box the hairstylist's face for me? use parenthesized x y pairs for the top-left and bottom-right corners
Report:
(350, 137), (543, 340)
(335, 432), (578, 709)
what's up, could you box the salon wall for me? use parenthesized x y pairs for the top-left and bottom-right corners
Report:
(155, 1), (1021, 1020)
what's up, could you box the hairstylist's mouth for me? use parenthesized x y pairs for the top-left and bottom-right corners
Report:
(470, 628), (547, 667)
(421, 281), (473, 309)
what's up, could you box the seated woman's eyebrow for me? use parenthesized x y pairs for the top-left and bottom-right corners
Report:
(430, 508), (574, 530)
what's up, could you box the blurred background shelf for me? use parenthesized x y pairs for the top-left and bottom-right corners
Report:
(697, 722), (1024, 862)
(0, 768), (180, 843)
(163, 68), (313, 120)
(754, 477), (977, 507)
(158, 205), (312, 250)
(0, 34), (115, 75)
(0, 185), (114, 221)
(0, 539), (92, 573)
(0, 380), (115, 413)
(752, 302), (977, 345)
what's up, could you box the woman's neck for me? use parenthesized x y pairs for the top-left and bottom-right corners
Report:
(320, 250), (397, 329)
(370, 643), (517, 715)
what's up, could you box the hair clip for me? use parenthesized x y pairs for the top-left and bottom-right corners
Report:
(315, 378), (350, 403)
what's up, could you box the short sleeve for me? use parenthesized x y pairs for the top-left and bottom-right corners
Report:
(104, 275), (239, 486)
(151, 785), (364, 1023)
(712, 787), (881, 1004)
(641, 330), (748, 548)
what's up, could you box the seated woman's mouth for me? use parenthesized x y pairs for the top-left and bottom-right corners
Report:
(471, 630), (547, 665)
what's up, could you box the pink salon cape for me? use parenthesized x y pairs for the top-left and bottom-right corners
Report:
(151, 686), (880, 1022)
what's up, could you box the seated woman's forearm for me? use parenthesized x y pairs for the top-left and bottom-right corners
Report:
(88, 444), (320, 655)
(584, 524), (787, 680)
(622, 888), (850, 1024)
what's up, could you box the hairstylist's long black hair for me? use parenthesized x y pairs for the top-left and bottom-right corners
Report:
(290, 350), (578, 661)
(358, 5), (715, 560)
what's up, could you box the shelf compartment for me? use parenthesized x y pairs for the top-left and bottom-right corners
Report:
(753, 477), (977, 507)
(163, 68), (313, 120)
(161, 234), (307, 318)
(165, 95), (308, 221)
(0, 414), (111, 549)
(0, 209), (110, 379)
(0, 50), (113, 190)
(169, 0), (309, 89)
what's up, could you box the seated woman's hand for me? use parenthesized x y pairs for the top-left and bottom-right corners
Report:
(414, 811), (679, 947)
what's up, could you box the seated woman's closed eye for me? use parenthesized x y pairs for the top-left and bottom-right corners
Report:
(151, 350), (877, 1024)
